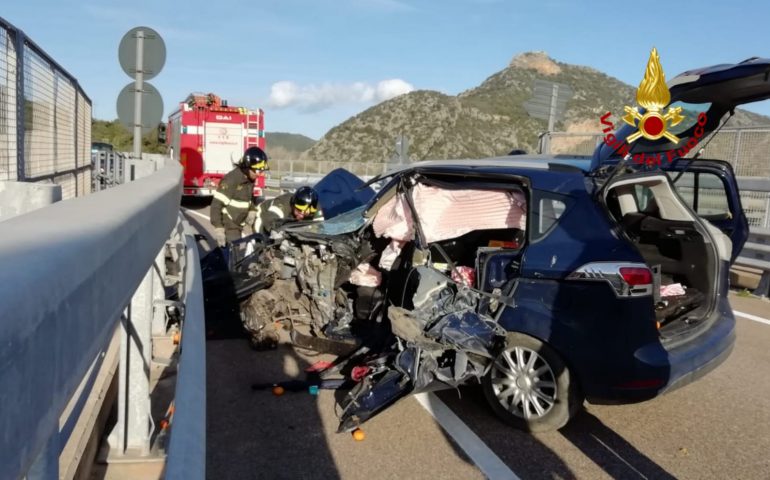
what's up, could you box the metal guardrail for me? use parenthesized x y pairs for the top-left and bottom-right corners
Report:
(0, 163), (182, 478)
(736, 227), (770, 297)
(92, 150), (126, 191)
(164, 221), (206, 480)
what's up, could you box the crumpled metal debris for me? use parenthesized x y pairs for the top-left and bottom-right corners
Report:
(337, 271), (506, 432)
(240, 238), (357, 344)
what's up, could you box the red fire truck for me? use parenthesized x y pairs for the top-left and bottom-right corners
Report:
(167, 93), (266, 198)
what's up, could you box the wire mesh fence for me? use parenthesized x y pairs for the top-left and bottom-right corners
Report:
(542, 128), (770, 227)
(740, 189), (770, 229)
(268, 158), (392, 179)
(541, 127), (770, 178)
(0, 26), (17, 182)
(0, 17), (91, 198)
(542, 132), (604, 157)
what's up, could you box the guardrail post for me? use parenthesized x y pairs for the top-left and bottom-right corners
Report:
(130, 266), (154, 456)
(107, 267), (154, 458)
(152, 250), (167, 335)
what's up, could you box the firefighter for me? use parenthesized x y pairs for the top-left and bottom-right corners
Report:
(253, 185), (320, 235)
(211, 146), (268, 247)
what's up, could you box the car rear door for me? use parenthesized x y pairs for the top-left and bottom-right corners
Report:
(663, 159), (748, 263)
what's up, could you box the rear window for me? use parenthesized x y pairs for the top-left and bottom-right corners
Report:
(531, 192), (569, 241)
(667, 171), (730, 216)
(633, 185), (655, 211)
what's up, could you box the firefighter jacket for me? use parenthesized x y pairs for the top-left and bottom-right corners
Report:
(253, 192), (293, 235)
(210, 168), (255, 230)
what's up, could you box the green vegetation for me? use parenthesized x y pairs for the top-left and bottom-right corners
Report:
(91, 119), (167, 154)
(266, 132), (316, 153)
(89, 122), (316, 158)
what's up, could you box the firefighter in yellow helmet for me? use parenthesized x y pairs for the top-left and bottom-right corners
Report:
(211, 147), (267, 247)
(252, 186), (320, 235)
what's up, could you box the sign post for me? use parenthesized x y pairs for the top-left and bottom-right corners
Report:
(117, 26), (166, 161)
(132, 30), (144, 160)
(524, 79), (573, 154)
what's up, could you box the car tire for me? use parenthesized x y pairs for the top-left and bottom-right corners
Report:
(482, 332), (583, 432)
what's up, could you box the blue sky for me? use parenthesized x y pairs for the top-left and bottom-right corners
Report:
(4, 0), (770, 139)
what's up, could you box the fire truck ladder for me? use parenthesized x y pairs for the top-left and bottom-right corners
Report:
(245, 111), (260, 149)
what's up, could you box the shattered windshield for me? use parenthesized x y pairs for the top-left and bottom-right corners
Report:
(287, 204), (368, 236)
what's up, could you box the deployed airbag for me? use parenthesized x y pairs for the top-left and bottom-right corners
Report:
(411, 184), (526, 243)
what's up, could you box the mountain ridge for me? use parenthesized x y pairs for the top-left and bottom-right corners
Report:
(302, 52), (770, 163)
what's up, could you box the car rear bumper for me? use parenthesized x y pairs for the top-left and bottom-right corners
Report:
(589, 303), (736, 403)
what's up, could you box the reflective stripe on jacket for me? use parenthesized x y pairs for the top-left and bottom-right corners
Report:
(253, 193), (293, 235)
(210, 168), (255, 229)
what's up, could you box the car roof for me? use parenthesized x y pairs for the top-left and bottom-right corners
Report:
(385, 154), (591, 173)
(380, 155), (591, 195)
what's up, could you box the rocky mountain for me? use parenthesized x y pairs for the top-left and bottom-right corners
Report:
(303, 52), (770, 163)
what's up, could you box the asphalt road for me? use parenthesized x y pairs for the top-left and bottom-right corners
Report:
(183, 200), (770, 480)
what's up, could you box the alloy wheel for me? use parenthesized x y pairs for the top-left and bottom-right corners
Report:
(489, 346), (558, 420)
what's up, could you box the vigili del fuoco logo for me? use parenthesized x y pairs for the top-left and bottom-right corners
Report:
(600, 48), (707, 165)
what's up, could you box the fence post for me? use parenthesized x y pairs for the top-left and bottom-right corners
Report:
(52, 75), (59, 178)
(74, 85), (79, 194)
(14, 28), (25, 181)
(732, 130), (743, 175)
(538, 133), (551, 154)
(764, 194), (770, 229)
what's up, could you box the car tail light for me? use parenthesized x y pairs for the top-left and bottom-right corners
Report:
(567, 262), (653, 298)
(619, 267), (652, 286)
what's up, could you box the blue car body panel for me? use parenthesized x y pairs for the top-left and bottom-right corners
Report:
(314, 168), (376, 219)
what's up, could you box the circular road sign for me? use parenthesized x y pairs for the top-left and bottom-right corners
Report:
(116, 82), (164, 135)
(118, 27), (166, 80)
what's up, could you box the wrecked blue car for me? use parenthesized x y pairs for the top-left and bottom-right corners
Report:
(237, 58), (768, 433)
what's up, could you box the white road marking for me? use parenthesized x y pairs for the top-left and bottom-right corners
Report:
(182, 208), (210, 222)
(734, 310), (770, 326)
(414, 392), (520, 480)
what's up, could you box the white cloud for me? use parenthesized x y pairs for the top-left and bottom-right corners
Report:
(268, 79), (415, 112)
(376, 79), (415, 101)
